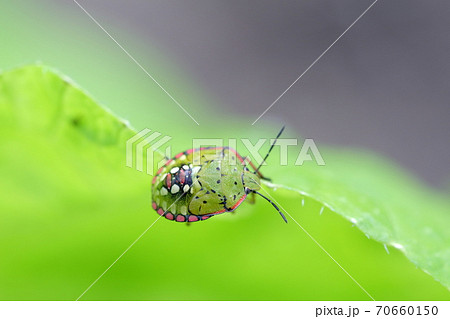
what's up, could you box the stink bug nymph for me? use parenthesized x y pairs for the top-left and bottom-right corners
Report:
(151, 127), (287, 223)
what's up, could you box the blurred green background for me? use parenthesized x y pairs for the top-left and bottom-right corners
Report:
(0, 1), (449, 300)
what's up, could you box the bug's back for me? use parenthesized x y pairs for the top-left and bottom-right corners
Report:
(151, 147), (259, 222)
(189, 148), (248, 215)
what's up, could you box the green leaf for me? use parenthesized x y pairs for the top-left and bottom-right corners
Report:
(0, 65), (449, 301)
(265, 147), (450, 289)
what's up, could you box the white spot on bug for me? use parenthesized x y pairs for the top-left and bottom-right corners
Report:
(179, 155), (187, 161)
(183, 184), (190, 193)
(384, 244), (390, 254)
(180, 205), (187, 215)
(160, 187), (168, 196)
(182, 165), (189, 170)
(191, 166), (201, 176)
(170, 167), (180, 174)
(190, 187), (194, 194)
(162, 201), (167, 211)
(155, 197), (160, 206)
(319, 206), (324, 215)
(171, 184), (180, 194)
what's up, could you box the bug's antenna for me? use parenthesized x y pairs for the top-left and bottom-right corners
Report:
(253, 190), (288, 223)
(254, 126), (285, 175)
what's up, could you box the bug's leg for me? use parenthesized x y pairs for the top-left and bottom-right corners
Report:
(243, 187), (256, 204)
(247, 192), (256, 204)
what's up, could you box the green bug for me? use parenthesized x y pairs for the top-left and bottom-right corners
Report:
(151, 127), (287, 223)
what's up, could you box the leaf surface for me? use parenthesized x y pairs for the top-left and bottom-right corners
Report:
(0, 65), (448, 301)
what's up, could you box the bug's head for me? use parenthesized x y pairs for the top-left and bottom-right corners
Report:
(242, 167), (261, 192)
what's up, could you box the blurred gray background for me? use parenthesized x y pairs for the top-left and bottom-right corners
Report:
(52, 0), (449, 188)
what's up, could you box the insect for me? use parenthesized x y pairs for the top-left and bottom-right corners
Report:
(151, 127), (287, 223)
